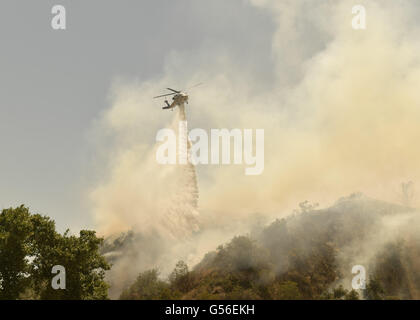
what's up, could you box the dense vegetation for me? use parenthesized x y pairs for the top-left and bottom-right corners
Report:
(0, 206), (110, 299)
(1, 194), (418, 300)
(118, 194), (420, 300)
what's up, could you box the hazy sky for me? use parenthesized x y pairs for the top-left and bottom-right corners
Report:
(2, 1), (420, 234)
(0, 0), (276, 231)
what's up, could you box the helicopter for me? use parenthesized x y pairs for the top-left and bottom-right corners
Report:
(153, 83), (202, 110)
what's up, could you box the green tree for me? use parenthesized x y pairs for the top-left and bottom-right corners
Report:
(269, 281), (302, 300)
(332, 285), (347, 299)
(120, 269), (172, 300)
(0, 206), (33, 299)
(345, 289), (360, 300)
(0, 206), (110, 300)
(169, 261), (192, 294)
(32, 230), (110, 300)
(321, 286), (360, 300)
(364, 278), (385, 300)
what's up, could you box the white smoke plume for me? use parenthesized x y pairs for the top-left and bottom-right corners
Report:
(87, 0), (420, 296)
(90, 99), (199, 239)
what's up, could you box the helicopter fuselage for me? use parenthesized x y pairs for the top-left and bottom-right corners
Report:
(172, 92), (189, 105)
(164, 92), (189, 109)
(155, 87), (195, 110)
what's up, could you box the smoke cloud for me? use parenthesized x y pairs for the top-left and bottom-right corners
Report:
(90, 101), (199, 238)
(87, 0), (420, 296)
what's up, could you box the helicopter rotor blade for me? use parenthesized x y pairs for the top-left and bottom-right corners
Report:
(166, 88), (181, 93)
(187, 82), (203, 90)
(153, 93), (177, 99)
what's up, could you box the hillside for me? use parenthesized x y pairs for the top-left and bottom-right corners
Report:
(104, 193), (420, 300)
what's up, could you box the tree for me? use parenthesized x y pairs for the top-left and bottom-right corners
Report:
(269, 281), (302, 300)
(120, 269), (172, 300)
(169, 261), (192, 294)
(32, 230), (110, 300)
(321, 286), (360, 300)
(364, 278), (385, 300)
(0, 206), (110, 300)
(332, 285), (347, 300)
(0, 206), (34, 299)
(345, 290), (360, 300)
